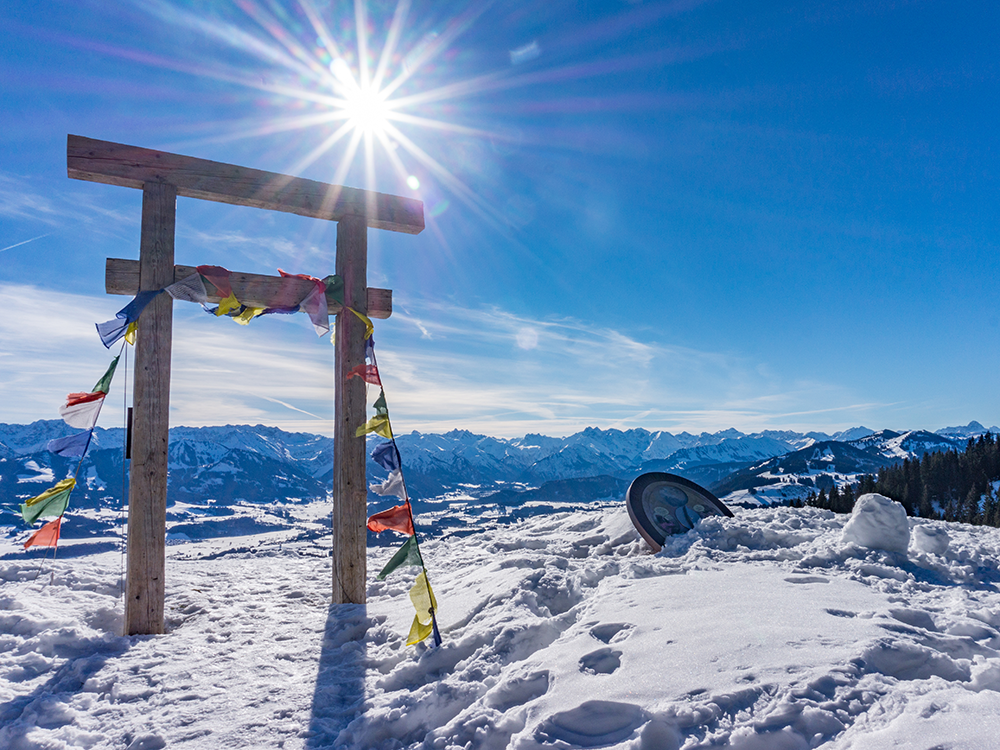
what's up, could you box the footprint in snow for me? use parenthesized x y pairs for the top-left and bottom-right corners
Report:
(580, 647), (622, 675)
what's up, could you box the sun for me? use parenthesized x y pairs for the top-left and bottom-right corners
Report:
(341, 84), (392, 137)
(329, 57), (392, 138)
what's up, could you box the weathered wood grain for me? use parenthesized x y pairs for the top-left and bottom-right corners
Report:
(68, 135), (424, 234)
(332, 215), (369, 605)
(125, 182), (175, 636)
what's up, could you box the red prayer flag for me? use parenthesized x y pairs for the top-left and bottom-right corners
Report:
(347, 364), (382, 386)
(64, 391), (105, 407)
(197, 265), (233, 297)
(24, 516), (62, 549)
(367, 503), (414, 535)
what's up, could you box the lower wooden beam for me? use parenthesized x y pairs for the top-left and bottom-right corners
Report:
(105, 257), (392, 319)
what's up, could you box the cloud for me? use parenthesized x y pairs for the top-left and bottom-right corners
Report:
(0, 283), (876, 438)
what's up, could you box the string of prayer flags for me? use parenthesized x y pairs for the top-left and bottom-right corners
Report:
(59, 356), (120, 429)
(20, 478), (75, 526)
(23, 517), (62, 550)
(377, 535), (423, 580)
(366, 502), (415, 535)
(96, 290), (163, 348)
(406, 571), (439, 646)
(361, 335), (442, 647)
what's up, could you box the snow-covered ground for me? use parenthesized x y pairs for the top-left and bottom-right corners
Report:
(4, 501), (1000, 749)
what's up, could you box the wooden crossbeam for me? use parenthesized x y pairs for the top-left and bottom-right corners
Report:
(68, 135), (424, 234)
(105, 258), (392, 319)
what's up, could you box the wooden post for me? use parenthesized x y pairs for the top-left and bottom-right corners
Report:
(332, 215), (369, 604)
(125, 181), (176, 635)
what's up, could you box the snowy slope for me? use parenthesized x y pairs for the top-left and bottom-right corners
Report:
(3, 503), (1000, 749)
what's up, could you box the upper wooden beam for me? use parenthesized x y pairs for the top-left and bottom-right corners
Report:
(67, 135), (424, 235)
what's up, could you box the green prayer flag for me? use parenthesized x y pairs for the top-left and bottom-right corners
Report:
(323, 274), (344, 305)
(378, 535), (424, 580)
(374, 391), (389, 417)
(92, 356), (120, 394)
(21, 478), (75, 525)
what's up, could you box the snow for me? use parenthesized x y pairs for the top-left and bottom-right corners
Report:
(4, 503), (1000, 748)
(841, 494), (910, 554)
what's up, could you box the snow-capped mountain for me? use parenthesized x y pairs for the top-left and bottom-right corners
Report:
(1, 419), (995, 542)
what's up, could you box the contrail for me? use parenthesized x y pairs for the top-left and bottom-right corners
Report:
(0, 233), (51, 253)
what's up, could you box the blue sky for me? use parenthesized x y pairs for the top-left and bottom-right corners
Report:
(1, 0), (998, 438)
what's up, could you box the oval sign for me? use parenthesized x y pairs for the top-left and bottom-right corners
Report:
(626, 472), (733, 552)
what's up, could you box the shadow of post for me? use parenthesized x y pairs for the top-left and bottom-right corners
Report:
(305, 602), (371, 748)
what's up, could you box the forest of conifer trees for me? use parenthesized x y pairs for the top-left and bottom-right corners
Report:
(800, 433), (1000, 526)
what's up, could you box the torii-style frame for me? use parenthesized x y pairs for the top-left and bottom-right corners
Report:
(67, 135), (424, 635)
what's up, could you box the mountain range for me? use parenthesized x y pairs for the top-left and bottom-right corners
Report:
(1, 419), (996, 546)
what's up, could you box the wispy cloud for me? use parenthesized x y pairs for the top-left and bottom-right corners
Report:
(0, 233), (50, 253)
(0, 283), (878, 438)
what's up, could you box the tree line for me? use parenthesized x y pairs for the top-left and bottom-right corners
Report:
(797, 433), (1000, 526)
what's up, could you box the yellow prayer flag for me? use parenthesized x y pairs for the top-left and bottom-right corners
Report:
(408, 570), (438, 625)
(25, 478), (76, 508)
(348, 307), (374, 339)
(233, 307), (265, 325)
(356, 415), (392, 439)
(406, 614), (434, 646)
(216, 291), (241, 317)
(124, 321), (138, 345)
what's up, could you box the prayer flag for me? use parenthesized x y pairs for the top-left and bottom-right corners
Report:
(366, 502), (414, 535)
(91, 355), (120, 394)
(214, 291), (241, 317)
(21, 478), (75, 525)
(60, 393), (105, 429)
(24, 517), (62, 549)
(59, 356), (119, 429)
(347, 364), (381, 386)
(407, 614), (434, 646)
(377, 535), (423, 580)
(406, 571), (438, 645)
(356, 415), (392, 439)
(96, 290), (162, 348)
(197, 265), (233, 297)
(279, 270), (329, 336)
(365, 335), (375, 363)
(300, 284), (330, 336)
(165, 272), (209, 303)
(348, 307), (374, 339)
(124, 322), (137, 345)
(371, 441), (401, 472)
(371, 469), (405, 499)
(373, 391), (389, 417)
(232, 306), (265, 325)
(47, 431), (92, 458)
(324, 274), (344, 305)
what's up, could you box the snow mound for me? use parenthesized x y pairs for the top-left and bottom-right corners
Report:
(842, 493), (910, 553)
(911, 523), (950, 555)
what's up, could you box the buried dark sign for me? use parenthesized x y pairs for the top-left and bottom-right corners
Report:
(626, 472), (733, 552)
